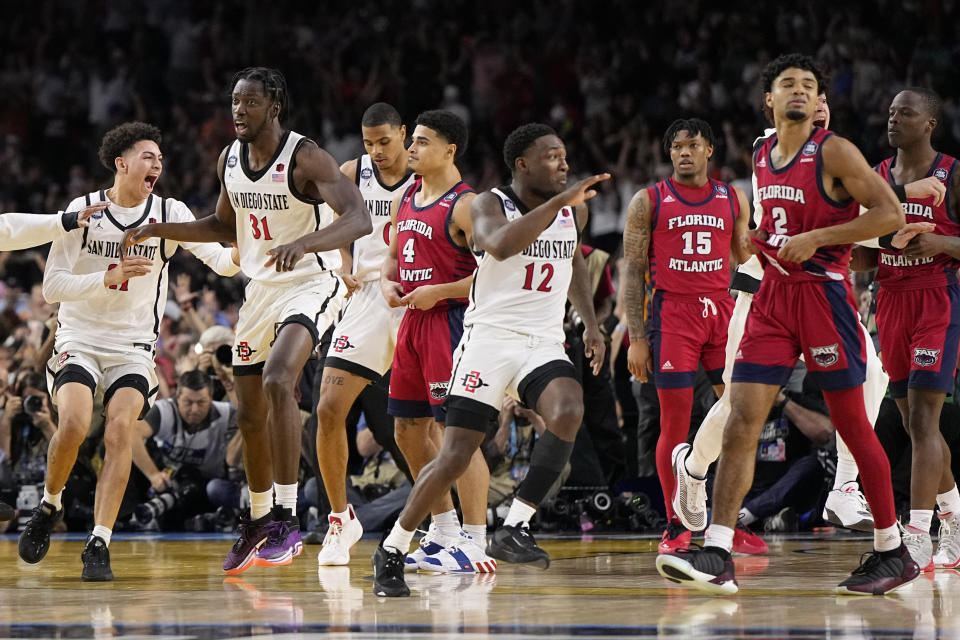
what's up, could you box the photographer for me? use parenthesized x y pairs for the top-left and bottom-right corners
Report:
(0, 371), (56, 530)
(193, 325), (237, 405)
(128, 370), (242, 530)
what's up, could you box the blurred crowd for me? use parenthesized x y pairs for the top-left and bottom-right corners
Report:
(1, 0), (960, 534)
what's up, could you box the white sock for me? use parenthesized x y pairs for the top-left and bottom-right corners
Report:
(43, 487), (63, 511)
(434, 509), (461, 539)
(92, 525), (112, 547)
(273, 482), (297, 513)
(503, 499), (537, 528)
(738, 508), (757, 526)
(384, 520), (416, 554)
(874, 524), (900, 552)
(249, 488), (273, 520)
(704, 524), (735, 553)
(330, 506), (350, 520)
(462, 523), (486, 543)
(909, 510), (933, 534)
(833, 456), (860, 491)
(937, 485), (960, 515)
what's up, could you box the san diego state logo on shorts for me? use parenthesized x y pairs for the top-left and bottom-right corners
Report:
(333, 336), (355, 353)
(235, 341), (257, 362)
(914, 348), (941, 367)
(935, 168), (948, 182)
(56, 352), (71, 369)
(460, 370), (489, 394)
(809, 343), (839, 368)
(429, 382), (449, 401)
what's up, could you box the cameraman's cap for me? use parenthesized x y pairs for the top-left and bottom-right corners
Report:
(198, 325), (235, 349)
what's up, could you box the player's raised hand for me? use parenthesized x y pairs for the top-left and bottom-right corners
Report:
(583, 325), (606, 376)
(905, 176), (946, 207)
(122, 226), (153, 251)
(264, 240), (306, 272)
(75, 201), (109, 227)
(104, 256), (152, 288)
(558, 173), (612, 208)
(890, 221), (936, 249)
(626, 338), (653, 383)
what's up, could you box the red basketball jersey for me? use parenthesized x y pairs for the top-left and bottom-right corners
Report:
(395, 178), (476, 307)
(648, 178), (739, 294)
(875, 153), (959, 289)
(752, 127), (860, 281)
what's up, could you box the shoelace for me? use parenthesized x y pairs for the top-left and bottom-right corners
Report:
(383, 549), (406, 571)
(699, 296), (718, 318)
(850, 550), (884, 576)
(324, 519), (344, 544)
(689, 478), (707, 511)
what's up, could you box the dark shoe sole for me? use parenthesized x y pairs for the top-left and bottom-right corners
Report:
(486, 544), (550, 570)
(18, 538), (50, 564)
(82, 570), (114, 582)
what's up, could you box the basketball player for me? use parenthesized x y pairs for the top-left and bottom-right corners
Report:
(0, 202), (109, 523)
(315, 102), (415, 566)
(656, 54), (919, 596)
(377, 109), (493, 573)
(372, 123), (607, 597)
(622, 118), (751, 554)
(18, 122), (241, 581)
(853, 88), (960, 571)
(668, 92), (943, 536)
(123, 68), (371, 574)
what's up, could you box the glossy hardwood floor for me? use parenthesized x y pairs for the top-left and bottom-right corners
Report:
(0, 532), (952, 638)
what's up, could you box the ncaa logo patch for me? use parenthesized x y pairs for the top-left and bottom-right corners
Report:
(809, 343), (839, 367)
(914, 348), (941, 367)
(935, 168), (948, 182)
(360, 167), (373, 180)
(714, 184), (728, 196)
(802, 141), (819, 156)
(443, 192), (457, 202)
(429, 382), (448, 401)
(227, 155), (238, 168)
(504, 199), (516, 211)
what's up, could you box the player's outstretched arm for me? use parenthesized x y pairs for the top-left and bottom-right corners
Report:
(622, 189), (654, 382)
(567, 203), (605, 376)
(778, 136), (903, 263)
(901, 170), (960, 261)
(264, 142), (371, 271)
(0, 201), (109, 251)
(471, 174), (610, 261)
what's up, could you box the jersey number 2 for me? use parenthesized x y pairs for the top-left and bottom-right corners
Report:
(771, 207), (788, 235)
(522, 262), (554, 292)
(250, 214), (273, 240)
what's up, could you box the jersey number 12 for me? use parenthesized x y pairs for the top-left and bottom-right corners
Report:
(522, 262), (554, 292)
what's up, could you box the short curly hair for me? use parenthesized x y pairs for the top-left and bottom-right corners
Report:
(661, 118), (716, 157)
(759, 53), (825, 95)
(415, 110), (468, 159)
(502, 123), (558, 173)
(98, 122), (162, 172)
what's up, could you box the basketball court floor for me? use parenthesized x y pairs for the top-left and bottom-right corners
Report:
(0, 531), (949, 638)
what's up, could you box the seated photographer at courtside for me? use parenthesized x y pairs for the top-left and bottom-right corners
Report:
(126, 370), (242, 530)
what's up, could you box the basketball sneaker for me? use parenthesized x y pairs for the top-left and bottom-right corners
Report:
(372, 543), (410, 597)
(655, 545), (738, 595)
(316, 505), (363, 566)
(934, 511), (960, 569)
(836, 545), (920, 595)
(823, 482), (874, 532)
(671, 443), (707, 531)
(486, 523), (550, 569)
(405, 523), (451, 572)
(18, 501), (63, 564)
(901, 524), (934, 572)
(81, 535), (113, 582)
(0, 500), (13, 522)
(732, 521), (768, 555)
(419, 532), (498, 573)
(658, 521), (692, 554)
(255, 507), (303, 567)
(222, 511), (280, 575)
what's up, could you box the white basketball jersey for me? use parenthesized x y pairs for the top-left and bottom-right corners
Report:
(48, 192), (189, 350)
(224, 131), (340, 283)
(464, 187), (578, 342)
(352, 155), (415, 281)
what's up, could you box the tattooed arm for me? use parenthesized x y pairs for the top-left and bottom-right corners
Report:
(623, 189), (654, 382)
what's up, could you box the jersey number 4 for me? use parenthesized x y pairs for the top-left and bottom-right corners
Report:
(250, 214), (273, 240)
(522, 262), (554, 292)
(402, 237), (415, 263)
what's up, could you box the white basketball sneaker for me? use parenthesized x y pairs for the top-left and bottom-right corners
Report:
(405, 523), (454, 573)
(419, 531), (498, 573)
(901, 523), (934, 573)
(822, 481), (874, 532)
(316, 505), (363, 566)
(934, 511), (960, 569)
(671, 442), (707, 531)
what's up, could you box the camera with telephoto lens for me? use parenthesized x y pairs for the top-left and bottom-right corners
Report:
(215, 344), (232, 366)
(22, 394), (44, 416)
(134, 471), (203, 525)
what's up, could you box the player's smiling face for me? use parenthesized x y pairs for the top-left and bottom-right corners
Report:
(118, 140), (163, 198)
(767, 67), (818, 123)
(232, 79), (274, 143)
(362, 123), (407, 173)
(522, 135), (568, 198)
(669, 130), (712, 179)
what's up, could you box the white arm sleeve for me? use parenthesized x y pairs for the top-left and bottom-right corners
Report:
(166, 200), (240, 277)
(0, 213), (69, 250)
(855, 204), (883, 248)
(42, 231), (107, 303)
